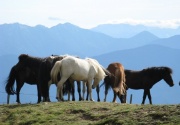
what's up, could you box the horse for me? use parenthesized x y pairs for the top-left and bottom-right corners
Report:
(100, 62), (126, 103)
(40, 55), (82, 101)
(5, 54), (82, 104)
(50, 56), (108, 101)
(124, 66), (174, 104)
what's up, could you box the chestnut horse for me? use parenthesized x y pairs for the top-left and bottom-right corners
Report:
(101, 62), (126, 103)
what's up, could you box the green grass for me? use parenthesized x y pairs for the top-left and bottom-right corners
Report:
(0, 102), (179, 125)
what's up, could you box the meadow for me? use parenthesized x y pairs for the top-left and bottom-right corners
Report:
(0, 101), (179, 125)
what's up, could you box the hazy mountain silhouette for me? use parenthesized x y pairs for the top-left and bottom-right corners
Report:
(91, 24), (180, 38)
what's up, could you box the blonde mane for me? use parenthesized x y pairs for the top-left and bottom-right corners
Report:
(85, 58), (106, 79)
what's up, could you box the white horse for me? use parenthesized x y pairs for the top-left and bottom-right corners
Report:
(51, 56), (107, 101)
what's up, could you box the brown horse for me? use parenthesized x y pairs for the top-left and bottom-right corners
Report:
(124, 67), (174, 104)
(101, 62), (126, 103)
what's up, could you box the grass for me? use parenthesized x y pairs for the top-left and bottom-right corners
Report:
(0, 101), (180, 125)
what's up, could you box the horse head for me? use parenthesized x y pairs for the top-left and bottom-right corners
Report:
(163, 67), (174, 87)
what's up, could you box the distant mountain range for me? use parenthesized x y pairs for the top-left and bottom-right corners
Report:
(91, 23), (180, 38)
(0, 23), (180, 104)
(1, 23), (180, 57)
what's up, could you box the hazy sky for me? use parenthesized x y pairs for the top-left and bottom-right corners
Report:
(1, 0), (180, 28)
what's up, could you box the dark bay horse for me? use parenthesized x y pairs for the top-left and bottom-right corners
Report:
(5, 54), (46, 103)
(101, 62), (126, 103)
(124, 66), (174, 104)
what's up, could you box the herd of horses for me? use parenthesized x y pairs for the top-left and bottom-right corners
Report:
(5, 54), (174, 105)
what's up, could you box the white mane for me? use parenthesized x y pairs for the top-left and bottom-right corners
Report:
(85, 58), (106, 79)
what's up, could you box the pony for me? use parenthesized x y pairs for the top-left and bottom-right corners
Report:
(100, 62), (126, 103)
(51, 56), (107, 101)
(124, 66), (174, 104)
(5, 54), (46, 103)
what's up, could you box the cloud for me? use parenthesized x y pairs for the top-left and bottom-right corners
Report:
(106, 19), (180, 28)
(48, 17), (68, 23)
(48, 17), (61, 21)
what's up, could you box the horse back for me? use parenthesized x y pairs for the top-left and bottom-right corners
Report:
(125, 69), (150, 89)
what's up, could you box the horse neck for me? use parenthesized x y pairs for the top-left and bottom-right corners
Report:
(148, 70), (165, 86)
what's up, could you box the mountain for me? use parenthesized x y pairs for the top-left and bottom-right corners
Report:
(93, 44), (180, 104)
(0, 23), (180, 104)
(91, 24), (180, 38)
(152, 35), (180, 49)
(0, 23), (159, 58)
(0, 23), (122, 57)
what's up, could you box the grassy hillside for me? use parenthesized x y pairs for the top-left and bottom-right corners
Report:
(0, 102), (179, 125)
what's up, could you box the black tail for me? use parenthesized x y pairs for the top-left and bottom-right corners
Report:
(5, 65), (17, 95)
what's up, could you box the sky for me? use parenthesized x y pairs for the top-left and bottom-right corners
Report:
(1, 0), (180, 28)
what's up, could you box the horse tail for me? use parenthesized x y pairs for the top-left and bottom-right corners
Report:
(119, 66), (126, 95)
(5, 65), (17, 95)
(115, 65), (126, 95)
(51, 61), (62, 83)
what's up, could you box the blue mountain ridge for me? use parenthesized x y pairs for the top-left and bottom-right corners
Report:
(91, 23), (180, 38)
(0, 23), (179, 104)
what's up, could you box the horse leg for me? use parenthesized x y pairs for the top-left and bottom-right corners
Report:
(96, 84), (100, 102)
(16, 81), (24, 104)
(104, 84), (108, 102)
(71, 80), (75, 101)
(47, 80), (53, 102)
(86, 83), (89, 101)
(112, 90), (117, 103)
(147, 89), (152, 104)
(77, 81), (82, 101)
(36, 84), (41, 103)
(82, 82), (86, 101)
(87, 80), (94, 101)
(142, 89), (148, 104)
(57, 77), (68, 101)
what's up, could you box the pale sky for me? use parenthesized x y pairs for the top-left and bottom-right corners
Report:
(1, 0), (180, 28)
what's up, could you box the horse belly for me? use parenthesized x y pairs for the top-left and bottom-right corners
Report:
(73, 68), (89, 80)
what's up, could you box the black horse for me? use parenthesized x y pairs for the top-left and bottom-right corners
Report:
(5, 54), (46, 103)
(5, 54), (82, 104)
(124, 66), (174, 104)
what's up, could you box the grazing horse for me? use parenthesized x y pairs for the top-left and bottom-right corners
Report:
(101, 62), (126, 103)
(51, 56), (107, 101)
(124, 67), (174, 104)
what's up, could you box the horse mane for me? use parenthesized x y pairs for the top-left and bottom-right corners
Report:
(85, 58), (106, 79)
(142, 66), (173, 74)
